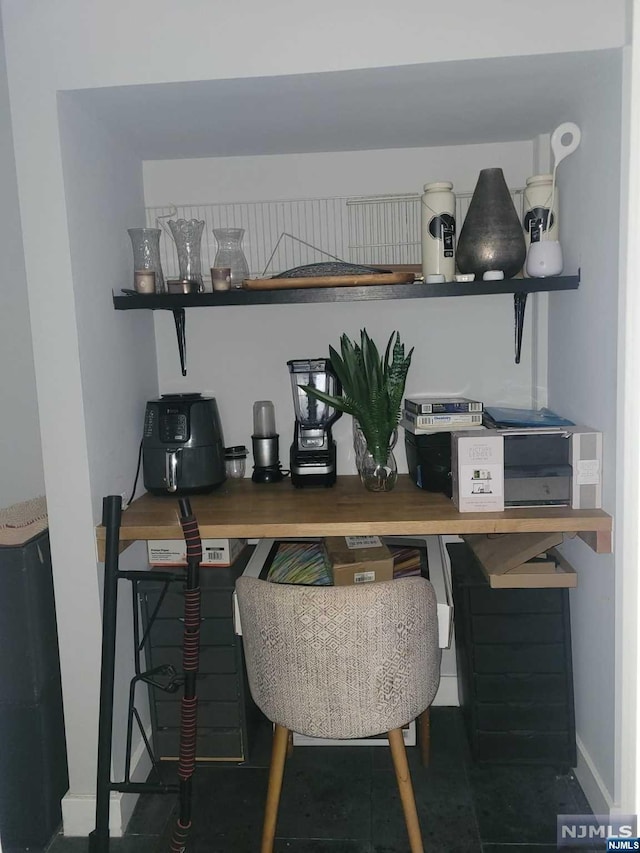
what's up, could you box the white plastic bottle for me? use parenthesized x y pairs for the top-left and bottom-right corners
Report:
(421, 181), (456, 281)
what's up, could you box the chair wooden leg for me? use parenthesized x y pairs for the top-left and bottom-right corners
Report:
(261, 723), (290, 853)
(388, 728), (424, 853)
(287, 729), (294, 759)
(417, 708), (431, 767)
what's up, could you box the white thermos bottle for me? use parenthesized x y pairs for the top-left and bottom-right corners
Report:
(421, 181), (456, 282)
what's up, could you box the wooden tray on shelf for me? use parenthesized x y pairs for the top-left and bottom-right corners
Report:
(242, 271), (416, 290)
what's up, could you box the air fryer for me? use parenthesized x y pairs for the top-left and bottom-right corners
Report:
(142, 393), (226, 495)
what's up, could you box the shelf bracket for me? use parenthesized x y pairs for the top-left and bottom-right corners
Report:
(513, 292), (527, 364)
(172, 308), (187, 376)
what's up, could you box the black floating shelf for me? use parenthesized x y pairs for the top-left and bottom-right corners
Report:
(113, 274), (580, 375)
(112, 274), (580, 310)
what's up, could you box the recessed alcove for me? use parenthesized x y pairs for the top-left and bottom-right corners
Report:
(44, 35), (626, 834)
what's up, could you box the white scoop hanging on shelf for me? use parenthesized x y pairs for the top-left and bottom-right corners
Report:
(514, 122), (581, 365)
(526, 122), (581, 278)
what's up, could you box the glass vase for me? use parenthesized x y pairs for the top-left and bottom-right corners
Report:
(358, 429), (398, 492)
(213, 227), (250, 289)
(168, 218), (205, 292)
(352, 419), (368, 474)
(127, 228), (165, 293)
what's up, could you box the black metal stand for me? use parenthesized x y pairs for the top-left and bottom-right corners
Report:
(88, 495), (201, 853)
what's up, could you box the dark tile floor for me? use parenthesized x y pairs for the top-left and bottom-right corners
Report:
(33, 708), (599, 853)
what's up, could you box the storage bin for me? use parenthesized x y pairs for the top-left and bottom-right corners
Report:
(0, 528), (68, 847)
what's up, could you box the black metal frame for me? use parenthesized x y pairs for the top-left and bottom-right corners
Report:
(88, 495), (201, 853)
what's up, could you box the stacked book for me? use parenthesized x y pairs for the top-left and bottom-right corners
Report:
(401, 395), (485, 434)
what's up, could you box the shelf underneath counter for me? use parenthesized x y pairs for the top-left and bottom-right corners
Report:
(112, 274), (579, 309)
(96, 474), (612, 561)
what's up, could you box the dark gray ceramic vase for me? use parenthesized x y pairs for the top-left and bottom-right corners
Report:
(457, 168), (526, 279)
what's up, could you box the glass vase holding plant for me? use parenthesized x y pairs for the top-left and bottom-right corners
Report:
(302, 329), (413, 492)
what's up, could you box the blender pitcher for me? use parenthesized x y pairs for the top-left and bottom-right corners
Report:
(287, 358), (342, 488)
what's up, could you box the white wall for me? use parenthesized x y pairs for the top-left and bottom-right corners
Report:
(57, 94), (159, 517)
(54, 94), (159, 831)
(618, 3), (640, 817)
(146, 141), (538, 476)
(143, 142), (533, 207)
(547, 50), (623, 807)
(0, 0), (627, 91)
(0, 0), (628, 836)
(0, 9), (43, 508)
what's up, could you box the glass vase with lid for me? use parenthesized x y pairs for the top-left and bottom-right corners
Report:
(213, 228), (250, 289)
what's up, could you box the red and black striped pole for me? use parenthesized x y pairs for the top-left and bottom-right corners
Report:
(169, 498), (203, 853)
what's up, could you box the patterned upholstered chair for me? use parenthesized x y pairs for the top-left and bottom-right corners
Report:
(235, 575), (441, 853)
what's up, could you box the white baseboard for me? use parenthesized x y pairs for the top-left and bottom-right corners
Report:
(433, 673), (459, 706)
(574, 733), (614, 816)
(61, 733), (153, 837)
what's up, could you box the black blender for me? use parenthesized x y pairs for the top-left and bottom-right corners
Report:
(287, 358), (342, 487)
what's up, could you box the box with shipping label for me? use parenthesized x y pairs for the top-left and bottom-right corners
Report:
(323, 536), (394, 585)
(147, 538), (247, 568)
(452, 432), (504, 512)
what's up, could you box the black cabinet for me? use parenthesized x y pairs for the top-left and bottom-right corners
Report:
(139, 550), (260, 762)
(447, 542), (576, 768)
(0, 531), (69, 847)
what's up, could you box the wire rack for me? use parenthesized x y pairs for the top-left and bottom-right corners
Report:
(146, 188), (525, 280)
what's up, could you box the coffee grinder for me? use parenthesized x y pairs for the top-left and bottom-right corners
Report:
(287, 358), (342, 487)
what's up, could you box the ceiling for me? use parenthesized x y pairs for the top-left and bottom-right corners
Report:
(65, 50), (608, 161)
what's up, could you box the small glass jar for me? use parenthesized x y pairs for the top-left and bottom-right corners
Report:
(225, 445), (248, 479)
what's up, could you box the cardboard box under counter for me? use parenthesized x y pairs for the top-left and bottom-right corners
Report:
(323, 536), (394, 585)
(147, 538), (247, 567)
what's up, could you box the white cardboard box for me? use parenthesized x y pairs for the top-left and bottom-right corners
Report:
(147, 538), (247, 567)
(452, 432), (504, 512)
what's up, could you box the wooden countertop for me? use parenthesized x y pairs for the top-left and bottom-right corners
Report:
(96, 475), (612, 560)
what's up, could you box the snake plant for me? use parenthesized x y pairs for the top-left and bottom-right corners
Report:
(303, 330), (413, 466)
